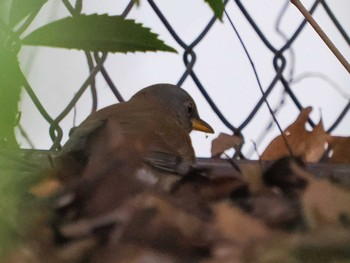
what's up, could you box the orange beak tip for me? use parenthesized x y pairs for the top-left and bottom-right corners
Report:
(191, 119), (214, 134)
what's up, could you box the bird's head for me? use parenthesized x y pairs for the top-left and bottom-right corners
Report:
(132, 84), (214, 134)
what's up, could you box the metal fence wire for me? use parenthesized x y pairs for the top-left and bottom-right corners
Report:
(18, 0), (350, 158)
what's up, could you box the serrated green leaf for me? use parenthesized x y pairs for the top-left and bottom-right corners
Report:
(22, 14), (177, 53)
(9, 0), (47, 26)
(205, 0), (224, 21)
(0, 50), (23, 148)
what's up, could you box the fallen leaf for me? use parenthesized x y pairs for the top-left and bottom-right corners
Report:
(211, 133), (243, 157)
(243, 191), (303, 229)
(262, 157), (308, 193)
(204, 202), (271, 263)
(287, 161), (350, 228)
(302, 177), (350, 228)
(249, 228), (350, 263)
(171, 173), (247, 202)
(240, 162), (265, 194)
(327, 136), (350, 163)
(213, 202), (269, 245)
(261, 107), (328, 162)
(30, 178), (61, 197)
(115, 193), (212, 261)
(90, 244), (176, 263)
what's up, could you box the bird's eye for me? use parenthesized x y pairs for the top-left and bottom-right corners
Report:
(187, 102), (194, 116)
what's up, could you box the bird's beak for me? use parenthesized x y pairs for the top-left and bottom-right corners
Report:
(191, 118), (214, 133)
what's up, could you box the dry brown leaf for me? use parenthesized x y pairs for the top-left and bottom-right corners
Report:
(240, 163), (264, 194)
(327, 135), (350, 163)
(261, 107), (328, 162)
(114, 193), (212, 260)
(304, 118), (328, 162)
(206, 202), (271, 263)
(289, 162), (350, 228)
(211, 133), (243, 157)
(134, 193), (209, 238)
(213, 202), (269, 245)
(93, 244), (175, 263)
(172, 173), (247, 202)
(248, 228), (350, 263)
(30, 178), (61, 197)
(248, 191), (302, 228)
(74, 192), (214, 263)
(262, 157), (308, 192)
(302, 176), (350, 228)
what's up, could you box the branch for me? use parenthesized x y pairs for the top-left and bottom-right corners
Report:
(290, 0), (350, 74)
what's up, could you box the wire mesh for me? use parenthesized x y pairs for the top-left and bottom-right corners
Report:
(17, 0), (350, 158)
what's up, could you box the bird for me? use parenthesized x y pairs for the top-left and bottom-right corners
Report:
(54, 83), (214, 221)
(2, 84), (213, 263)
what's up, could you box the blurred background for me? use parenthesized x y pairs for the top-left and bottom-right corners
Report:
(17, 0), (350, 158)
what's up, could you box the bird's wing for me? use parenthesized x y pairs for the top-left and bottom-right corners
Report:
(144, 150), (191, 175)
(141, 119), (195, 176)
(60, 118), (106, 156)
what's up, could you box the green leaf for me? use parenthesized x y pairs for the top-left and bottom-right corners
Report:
(22, 14), (177, 53)
(0, 50), (23, 148)
(0, 149), (46, 260)
(9, 0), (47, 26)
(0, 0), (12, 23)
(205, 0), (224, 21)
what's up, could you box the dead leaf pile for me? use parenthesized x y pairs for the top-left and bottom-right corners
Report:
(5, 107), (350, 263)
(6, 155), (350, 263)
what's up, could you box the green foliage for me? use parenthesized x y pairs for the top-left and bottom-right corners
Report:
(0, 150), (44, 260)
(9, 0), (47, 26)
(0, 51), (22, 148)
(205, 0), (224, 21)
(0, 0), (12, 23)
(0, 49), (34, 260)
(23, 14), (177, 53)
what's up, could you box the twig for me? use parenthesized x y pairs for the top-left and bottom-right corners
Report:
(225, 8), (294, 157)
(290, 0), (350, 74)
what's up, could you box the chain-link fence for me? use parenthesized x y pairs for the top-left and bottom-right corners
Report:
(17, 0), (350, 158)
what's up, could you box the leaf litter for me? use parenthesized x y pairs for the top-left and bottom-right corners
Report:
(5, 106), (350, 263)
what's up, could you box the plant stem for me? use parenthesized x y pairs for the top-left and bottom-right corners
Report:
(290, 0), (350, 74)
